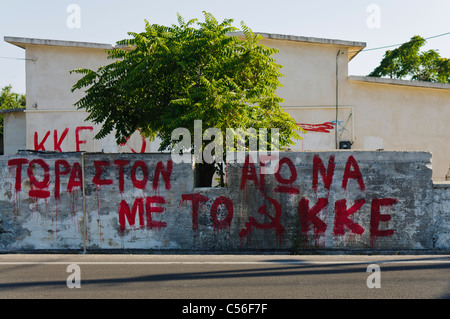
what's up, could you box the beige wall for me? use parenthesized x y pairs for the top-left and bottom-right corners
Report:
(3, 111), (26, 155)
(344, 79), (450, 180)
(25, 45), (110, 110)
(22, 43), (161, 153)
(262, 38), (349, 107)
(260, 38), (449, 180)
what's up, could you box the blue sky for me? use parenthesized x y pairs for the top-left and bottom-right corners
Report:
(1, 0), (449, 94)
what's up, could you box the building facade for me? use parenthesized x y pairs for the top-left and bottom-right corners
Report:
(3, 34), (450, 180)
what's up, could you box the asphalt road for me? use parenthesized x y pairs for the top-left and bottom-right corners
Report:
(0, 254), (449, 300)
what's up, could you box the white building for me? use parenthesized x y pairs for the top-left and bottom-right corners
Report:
(3, 34), (450, 180)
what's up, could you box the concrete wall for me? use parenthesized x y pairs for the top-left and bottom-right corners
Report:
(0, 151), (448, 253)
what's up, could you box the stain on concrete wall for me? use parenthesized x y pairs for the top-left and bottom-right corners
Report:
(0, 151), (448, 252)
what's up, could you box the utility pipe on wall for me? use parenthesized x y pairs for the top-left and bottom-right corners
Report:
(335, 49), (344, 149)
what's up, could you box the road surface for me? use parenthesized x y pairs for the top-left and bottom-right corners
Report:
(0, 254), (449, 300)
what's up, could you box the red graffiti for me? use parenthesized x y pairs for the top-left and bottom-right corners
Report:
(153, 160), (173, 191)
(92, 159), (173, 195)
(68, 162), (83, 193)
(118, 198), (145, 233)
(55, 160), (71, 200)
(120, 133), (147, 154)
(33, 126), (151, 153)
(9, 158), (83, 200)
(370, 198), (397, 242)
(181, 193), (208, 234)
(239, 197), (284, 244)
(274, 157), (299, 194)
(34, 131), (50, 151)
(298, 197), (329, 235)
(297, 122), (335, 133)
(54, 128), (69, 152)
(54, 160), (82, 199)
(181, 194), (235, 234)
(8, 158), (28, 192)
(312, 154), (335, 191)
(342, 155), (365, 191)
(145, 196), (167, 230)
(238, 155), (395, 246)
(296, 197), (396, 240)
(118, 196), (168, 233)
(5, 153), (399, 249)
(33, 126), (94, 152)
(75, 126), (94, 152)
(114, 159), (129, 194)
(27, 159), (51, 199)
(92, 161), (114, 186)
(131, 161), (149, 190)
(240, 155), (259, 191)
(333, 199), (365, 236)
(210, 196), (234, 230)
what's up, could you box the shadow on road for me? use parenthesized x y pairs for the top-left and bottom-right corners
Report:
(0, 256), (449, 298)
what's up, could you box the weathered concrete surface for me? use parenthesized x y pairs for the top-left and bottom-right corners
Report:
(0, 152), (84, 250)
(82, 153), (194, 250)
(227, 151), (437, 251)
(0, 151), (448, 253)
(432, 182), (450, 250)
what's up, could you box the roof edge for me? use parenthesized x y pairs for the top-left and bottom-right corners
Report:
(349, 76), (450, 90)
(232, 32), (366, 60)
(5, 33), (367, 59)
(4, 36), (113, 50)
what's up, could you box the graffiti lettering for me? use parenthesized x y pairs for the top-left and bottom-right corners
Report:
(27, 159), (51, 199)
(298, 197), (329, 235)
(92, 161), (113, 186)
(342, 155), (365, 191)
(5, 153), (398, 249)
(333, 199), (365, 236)
(274, 157), (299, 194)
(181, 193), (209, 235)
(54, 128), (69, 152)
(370, 198), (397, 242)
(239, 154), (396, 245)
(210, 196), (234, 230)
(312, 154), (335, 191)
(117, 196), (167, 233)
(32, 126), (149, 153)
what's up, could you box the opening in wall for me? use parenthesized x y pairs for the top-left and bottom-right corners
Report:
(194, 162), (227, 188)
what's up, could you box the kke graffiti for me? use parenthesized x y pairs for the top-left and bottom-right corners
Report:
(34, 126), (94, 152)
(178, 154), (397, 246)
(5, 153), (398, 249)
(237, 154), (396, 244)
(33, 126), (149, 153)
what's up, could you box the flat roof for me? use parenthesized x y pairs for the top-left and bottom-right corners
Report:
(4, 36), (113, 50)
(232, 32), (366, 61)
(5, 33), (366, 60)
(349, 76), (450, 90)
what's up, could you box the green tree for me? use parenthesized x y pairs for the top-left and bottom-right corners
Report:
(71, 12), (301, 186)
(369, 35), (450, 83)
(0, 85), (26, 136)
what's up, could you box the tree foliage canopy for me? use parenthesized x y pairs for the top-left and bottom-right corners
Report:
(71, 12), (301, 152)
(369, 35), (450, 83)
